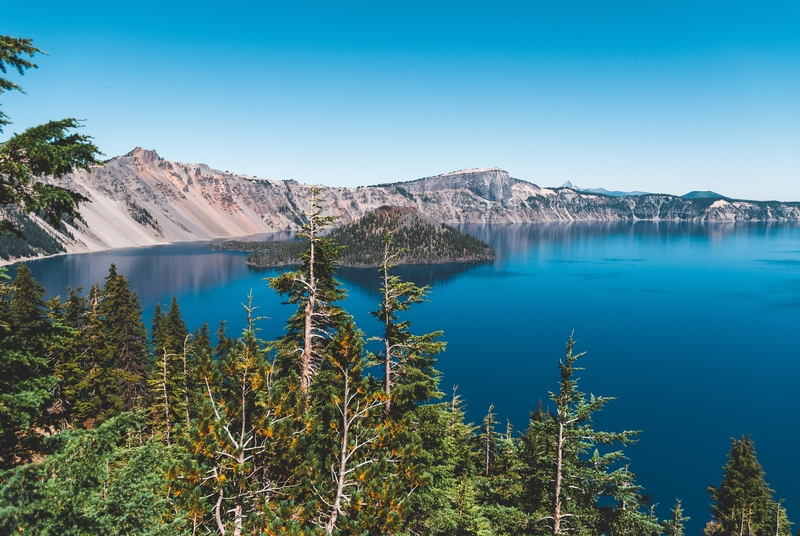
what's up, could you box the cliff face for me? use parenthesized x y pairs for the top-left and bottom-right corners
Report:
(18, 147), (800, 259)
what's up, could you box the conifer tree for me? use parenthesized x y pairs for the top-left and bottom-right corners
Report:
(482, 404), (498, 477)
(0, 264), (58, 467)
(269, 189), (346, 394)
(310, 321), (388, 534)
(705, 436), (792, 536)
(214, 320), (234, 360)
(371, 232), (444, 416)
(189, 295), (293, 535)
(100, 264), (149, 410)
(1, 35), (102, 235)
(58, 284), (123, 428)
(527, 335), (647, 535)
(664, 499), (689, 536)
(148, 297), (190, 444)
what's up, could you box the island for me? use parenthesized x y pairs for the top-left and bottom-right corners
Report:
(214, 205), (496, 267)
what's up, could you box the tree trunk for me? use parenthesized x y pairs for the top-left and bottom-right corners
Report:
(182, 334), (190, 426)
(326, 371), (350, 534)
(161, 348), (171, 446)
(553, 420), (565, 535)
(301, 224), (316, 394)
(382, 252), (392, 413)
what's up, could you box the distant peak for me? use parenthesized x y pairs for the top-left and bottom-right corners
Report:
(682, 190), (725, 199)
(125, 147), (162, 162)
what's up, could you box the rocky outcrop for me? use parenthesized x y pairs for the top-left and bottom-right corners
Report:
(8, 147), (799, 262)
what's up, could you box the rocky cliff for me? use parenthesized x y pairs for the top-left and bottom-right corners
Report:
(5, 147), (800, 262)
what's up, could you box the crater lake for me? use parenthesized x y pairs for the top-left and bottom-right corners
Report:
(18, 222), (800, 533)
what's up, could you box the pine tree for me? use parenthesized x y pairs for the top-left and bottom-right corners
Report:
(371, 232), (444, 417)
(525, 334), (648, 535)
(269, 188), (346, 394)
(148, 297), (190, 445)
(0, 264), (58, 467)
(100, 264), (149, 410)
(705, 436), (792, 536)
(1, 35), (102, 235)
(58, 284), (123, 429)
(189, 294), (293, 535)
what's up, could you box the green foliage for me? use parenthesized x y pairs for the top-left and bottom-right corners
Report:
(522, 335), (655, 535)
(269, 190), (347, 393)
(0, 264), (58, 468)
(0, 412), (189, 535)
(330, 206), (495, 266)
(57, 284), (123, 428)
(100, 265), (149, 410)
(1, 34), (102, 236)
(2, 246), (796, 535)
(244, 205), (495, 268)
(705, 436), (792, 536)
(148, 297), (190, 444)
(0, 35), (39, 132)
(371, 232), (445, 417)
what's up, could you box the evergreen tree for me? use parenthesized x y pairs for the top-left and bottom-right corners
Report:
(0, 413), (189, 535)
(57, 284), (123, 428)
(1, 35), (102, 235)
(0, 264), (58, 467)
(705, 436), (792, 536)
(269, 189), (346, 394)
(148, 297), (190, 444)
(525, 335), (650, 535)
(405, 386), (490, 535)
(663, 499), (689, 536)
(100, 264), (149, 410)
(307, 321), (390, 534)
(371, 232), (444, 417)
(187, 295), (294, 535)
(214, 320), (233, 360)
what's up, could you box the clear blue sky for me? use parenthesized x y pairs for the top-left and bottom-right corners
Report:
(4, 1), (799, 199)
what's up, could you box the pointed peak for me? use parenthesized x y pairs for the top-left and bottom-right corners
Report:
(124, 147), (162, 162)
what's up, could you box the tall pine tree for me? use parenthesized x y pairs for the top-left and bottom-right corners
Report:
(100, 264), (149, 410)
(705, 436), (792, 536)
(269, 189), (346, 394)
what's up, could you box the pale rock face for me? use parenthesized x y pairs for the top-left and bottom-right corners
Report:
(25, 147), (800, 259)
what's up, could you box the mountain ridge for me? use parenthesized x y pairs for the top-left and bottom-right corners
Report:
(4, 147), (800, 263)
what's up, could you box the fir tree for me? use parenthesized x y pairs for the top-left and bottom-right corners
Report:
(1, 35), (102, 235)
(527, 334), (647, 535)
(705, 436), (792, 536)
(0, 264), (58, 467)
(100, 264), (149, 410)
(58, 284), (123, 428)
(188, 295), (293, 535)
(371, 232), (444, 417)
(663, 499), (690, 536)
(269, 188), (346, 394)
(310, 321), (388, 534)
(148, 297), (190, 445)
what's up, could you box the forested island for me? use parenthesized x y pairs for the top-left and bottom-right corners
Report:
(216, 205), (496, 267)
(0, 198), (793, 535)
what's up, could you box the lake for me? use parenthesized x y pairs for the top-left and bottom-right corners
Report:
(19, 222), (800, 532)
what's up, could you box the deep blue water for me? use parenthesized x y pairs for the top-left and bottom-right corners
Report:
(18, 222), (800, 533)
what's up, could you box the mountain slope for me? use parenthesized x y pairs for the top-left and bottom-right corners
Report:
(4, 147), (800, 262)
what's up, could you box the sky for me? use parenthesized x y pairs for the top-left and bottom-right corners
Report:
(3, 1), (800, 199)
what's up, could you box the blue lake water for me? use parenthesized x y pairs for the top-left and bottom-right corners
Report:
(19, 222), (800, 532)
